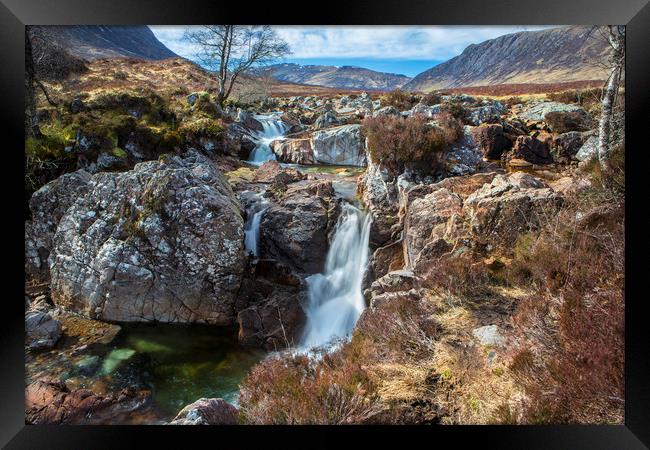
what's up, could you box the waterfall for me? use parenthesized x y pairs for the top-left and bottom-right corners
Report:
(300, 203), (372, 350)
(243, 192), (268, 257)
(248, 114), (288, 164)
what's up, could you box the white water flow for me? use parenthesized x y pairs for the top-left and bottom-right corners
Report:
(248, 114), (288, 163)
(300, 203), (373, 350)
(243, 193), (268, 257)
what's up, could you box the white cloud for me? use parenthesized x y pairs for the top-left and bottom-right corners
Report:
(149, 25), (554, 62)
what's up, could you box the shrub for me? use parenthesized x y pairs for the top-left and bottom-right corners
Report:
(239, 353), (380, 424)
(362, 115), (460, 175)
(382, 89), (418, 110)
(420, 92), (443, 106)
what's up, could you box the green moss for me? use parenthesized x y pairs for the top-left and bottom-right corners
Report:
(112, 147), (127, 158)
(179, 117), (225, 139)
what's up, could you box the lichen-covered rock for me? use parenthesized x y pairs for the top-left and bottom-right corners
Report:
(464, 173), (563, 247)
(170, 398), (239, 425)
(49, 152), (246, 324)
(517, 101), (587, 122)
(544, 110), (594, 133)
(552, 131), (590, 161)
(270, 138), (315, 164)
(467, 103), (505, 125)
(313, 111), (341, 129)
(260, 180), (338, 274)
(25, 170), (92, 280)
(446, 126), (484, 175)
(372, 105), (401, 118)
(575, 134), (599, 162)
(311, 124), (366, 166)
(25, 310), (62, 350)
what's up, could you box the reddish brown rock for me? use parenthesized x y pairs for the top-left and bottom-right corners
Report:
(25, 378), (150, 424)
(471, 124), (512, 160)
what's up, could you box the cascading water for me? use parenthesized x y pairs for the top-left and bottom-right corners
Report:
(248, 114), (288, 164)
(300, 202), (372, 350)
(243, 192), (268, 258)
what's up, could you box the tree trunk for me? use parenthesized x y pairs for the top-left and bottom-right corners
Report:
(597, 26), (624, 172)
(25, 29), (41, 138)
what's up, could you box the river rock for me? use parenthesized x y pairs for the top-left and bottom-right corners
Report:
(260, 180), (337, 274)
(311, 124), (366, 166)
(313, 111), (341, 129)
(253, 160), (306, 184)
(25, 170), (92, 280)
(270, 138), (315, 164)
(25, 310), (62, 350)
(357, 159), (400, 246)
(236, 109), (263, 133)
(49, 152), (246, 324)
(25, 378), (150, 424)
(170, 398), (239, 425)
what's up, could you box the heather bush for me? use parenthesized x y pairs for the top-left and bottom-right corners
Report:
(381, 89), (418, 110)
(420, 92), (443, 106)
(362, 114), (461, 175)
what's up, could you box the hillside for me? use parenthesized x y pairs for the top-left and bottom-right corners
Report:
(29, 25), (178, 61)
(254, 63), (411, 91)
(404, 26), (610, 92)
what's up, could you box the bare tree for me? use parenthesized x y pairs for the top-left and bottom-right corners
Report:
(183, 25), (290, 106)
(597, 25), (625, 171)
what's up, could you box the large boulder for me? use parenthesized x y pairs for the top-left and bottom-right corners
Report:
(311, 124), (366, 166)
(49, 152), (246, 324)
(260, 180), (338, 274)
(552, 131), (591, 161)
(517, 101), (587, 122)
(575, 134), (599, 162)
(471, 124), (512, 160)
(170, 398), (239, 425)
(467, 103), (505, 126)
(270, 138), (315, 164)
(464, 173), (563, 247)
(235, 109), (263, 133)
(25, 170), (92, 280)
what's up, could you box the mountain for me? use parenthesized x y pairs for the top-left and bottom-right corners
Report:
(403, 26), (610, 92)
(29, 25), (177, 61)
(254, 63), (411, 91)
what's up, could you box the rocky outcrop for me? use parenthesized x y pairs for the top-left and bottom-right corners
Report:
(270, 138), (315, 164)
(170, 398), (239, 425)
(311, 124), (366, 166)
(25, 170), (92, 280)
(471, 124), (512, 160)
(446, 126), (484, 176)
(314, 111), (341, 129)
(503, 135), (553, 165)
(464, 173), (564, 247)
(48, 152), (247, 324)
(467, 103), (505, 126)
(357, 160), (400, 247)
(260, 180), (338, 275)
(25, 378), (150, 424)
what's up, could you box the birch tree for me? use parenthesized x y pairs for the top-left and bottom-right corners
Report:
(597, 25), (625, 172)
(184, 26), (290, 106)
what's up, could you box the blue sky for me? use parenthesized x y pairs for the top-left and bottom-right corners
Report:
(150, 26), (553, 77)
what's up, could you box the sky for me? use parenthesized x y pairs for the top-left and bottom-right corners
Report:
(149, 25), (553, 77)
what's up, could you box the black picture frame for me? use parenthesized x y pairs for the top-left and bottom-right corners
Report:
(1, 0), (648, 447)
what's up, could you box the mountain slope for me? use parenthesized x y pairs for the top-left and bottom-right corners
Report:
(29, 25), (177, 61)
(404, 26), (610, 91)
(254, 63), (411, 91)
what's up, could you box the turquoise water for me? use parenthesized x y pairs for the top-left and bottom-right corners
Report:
(107, 324), (266, 417)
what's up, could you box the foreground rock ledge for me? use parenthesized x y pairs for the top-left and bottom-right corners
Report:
(48, 151), (246, 324)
